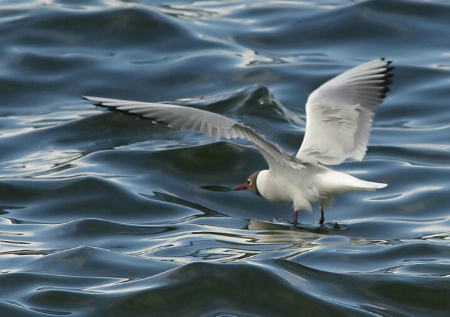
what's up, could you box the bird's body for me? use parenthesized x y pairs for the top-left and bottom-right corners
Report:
(84, 58), (393, 225)
(257, 165), (385, 211)
(248, 162), (385, 224)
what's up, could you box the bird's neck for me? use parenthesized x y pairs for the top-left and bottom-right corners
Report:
(255, 169), (270, 198)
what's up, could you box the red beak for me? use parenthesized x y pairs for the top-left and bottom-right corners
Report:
(235, 184), (248, 191)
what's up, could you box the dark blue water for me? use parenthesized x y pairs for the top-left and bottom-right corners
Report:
(1, 0), (450, 316)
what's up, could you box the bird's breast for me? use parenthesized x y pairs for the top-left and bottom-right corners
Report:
(256, 169), (321, 204)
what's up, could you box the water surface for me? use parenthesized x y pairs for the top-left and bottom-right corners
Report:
(1, 0), (450, 316)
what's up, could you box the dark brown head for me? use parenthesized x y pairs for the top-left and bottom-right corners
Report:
(235, 171), (261, 196)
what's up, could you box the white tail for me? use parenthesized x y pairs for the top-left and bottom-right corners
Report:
(357, 179), (387, 191)
(325, 171), (387, 194)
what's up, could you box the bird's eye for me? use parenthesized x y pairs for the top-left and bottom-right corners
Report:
(246, 179), (252, 186)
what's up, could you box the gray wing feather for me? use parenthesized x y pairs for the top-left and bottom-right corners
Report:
(296, 58), (393, 165)
(84, 96), (302, 170)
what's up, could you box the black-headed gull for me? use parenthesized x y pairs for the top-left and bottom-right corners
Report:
(84, 58), (393, 225)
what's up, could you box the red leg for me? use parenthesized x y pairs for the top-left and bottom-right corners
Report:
(319, 206), (325, 225)
(293, 210), (298, 226)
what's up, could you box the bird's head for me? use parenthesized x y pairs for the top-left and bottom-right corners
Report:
(235, 171), (261, 196)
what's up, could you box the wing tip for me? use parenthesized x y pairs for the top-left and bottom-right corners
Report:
(378, 58), (394, 99)
(83, 96), (147, 122)
(82, 95), (110, 108)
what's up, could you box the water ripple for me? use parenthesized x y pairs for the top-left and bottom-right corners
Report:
(1, 1), (450, 316)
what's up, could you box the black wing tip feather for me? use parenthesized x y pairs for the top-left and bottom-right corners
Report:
(83, 96), (109, 109)
(379, 58), (394, 99)
(84, 96), (156, 122)
(82, 96), (101, 105)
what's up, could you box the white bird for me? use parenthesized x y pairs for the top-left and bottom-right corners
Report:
(84, 58), (393, 225)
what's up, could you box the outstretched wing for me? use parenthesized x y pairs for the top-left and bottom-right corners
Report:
(84, 96), (303, 170)
(297, 58), (393, 165)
